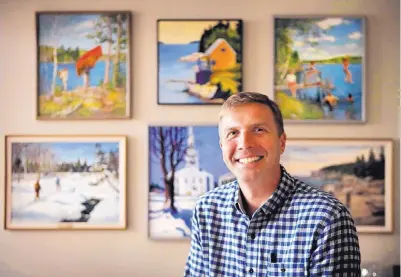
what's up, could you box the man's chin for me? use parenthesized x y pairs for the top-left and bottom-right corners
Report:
(235, 173), (260, 184)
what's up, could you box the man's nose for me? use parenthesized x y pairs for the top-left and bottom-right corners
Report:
(238, 132), (254, 150)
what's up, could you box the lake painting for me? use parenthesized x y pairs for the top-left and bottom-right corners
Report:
(157, 20), (243, 105)
(281, 139), (393, 233)
(36, 12), (131, 119)
(148, 126), (233, 239)
(4, 135), (127, 230)
(274, 17), (365, 122)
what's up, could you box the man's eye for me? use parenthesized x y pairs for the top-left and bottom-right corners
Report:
(227, 131), (237, 138)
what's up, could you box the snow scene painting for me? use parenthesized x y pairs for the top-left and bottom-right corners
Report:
(281, 139), (393, 233)
(36, 12), (131, 119)
(4, 135), (126, 230)
(148, 126), (234, 239)
(157, 19), (243, 105)
(274, 17), (365, 122)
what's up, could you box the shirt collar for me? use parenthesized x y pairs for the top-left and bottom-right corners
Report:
(232, 165), (296, 216)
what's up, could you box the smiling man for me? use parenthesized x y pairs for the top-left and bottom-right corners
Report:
(184, 92), (361, 277)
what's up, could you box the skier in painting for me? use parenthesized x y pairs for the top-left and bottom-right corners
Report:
(55, 176), (61, 191)
(34, 179), (41, 200)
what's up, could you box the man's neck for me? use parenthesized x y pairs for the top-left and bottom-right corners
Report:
(238, 167), (282, 218)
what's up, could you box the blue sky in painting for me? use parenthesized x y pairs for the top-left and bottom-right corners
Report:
(40, 142), (119, 165)
(286, 17), (364, 60)
(149, 126), (230, 187)
(281, 143), (383, 176)
(38, 13), (128, 51)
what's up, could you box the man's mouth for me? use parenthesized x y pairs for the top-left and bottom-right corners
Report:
(236, 156), (264, 164)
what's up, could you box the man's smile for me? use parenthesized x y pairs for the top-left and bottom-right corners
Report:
(236, 156), (264, 164)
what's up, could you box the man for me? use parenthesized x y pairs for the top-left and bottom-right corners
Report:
(184, 92), (361, 276)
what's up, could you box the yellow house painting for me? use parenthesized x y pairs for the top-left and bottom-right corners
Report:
(158, 19), (243, 105)
(204, 38), (237, 71)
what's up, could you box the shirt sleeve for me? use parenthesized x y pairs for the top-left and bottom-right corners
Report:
(309, 208), (361, 277)
(183, 205), (205, 277)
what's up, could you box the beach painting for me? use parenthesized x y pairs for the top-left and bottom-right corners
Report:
(281, 139), (393, 233)
(157, 19), (243, 105)
(36, 12), (131, 119)
(274, 17), (365, 122)
(148, 126), (234, 239)
(4, 135), (127, 230)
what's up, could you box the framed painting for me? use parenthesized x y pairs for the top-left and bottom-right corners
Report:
(148, 125), (233, 239)
(273, 16), (366, 123)
(281, 138), (393, 233)
(36, 11), (132, 120)
(157, 19), (243, 105)
(4, 135), (127, 230)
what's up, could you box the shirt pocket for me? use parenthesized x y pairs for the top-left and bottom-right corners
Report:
(266, 262), (306, 277)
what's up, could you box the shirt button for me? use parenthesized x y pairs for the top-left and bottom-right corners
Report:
(249, 268), (254, 273)
(250, 234), (256, 240)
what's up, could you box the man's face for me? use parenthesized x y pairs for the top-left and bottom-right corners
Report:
(219, 103), (286, 183)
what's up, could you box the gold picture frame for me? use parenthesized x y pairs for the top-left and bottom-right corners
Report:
(4, 134), (127, 230)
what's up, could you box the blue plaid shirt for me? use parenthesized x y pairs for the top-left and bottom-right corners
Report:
(184, 166), (361, 277)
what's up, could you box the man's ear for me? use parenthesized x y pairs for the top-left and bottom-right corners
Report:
(219, 140), (222, 149)
(280, 132), (287, 155)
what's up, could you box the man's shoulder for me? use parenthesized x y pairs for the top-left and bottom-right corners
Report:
(196, 181), (237, 207)
(291, 177), (352, 218)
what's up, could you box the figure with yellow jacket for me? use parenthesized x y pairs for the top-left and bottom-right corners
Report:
(34, 179), (41, 200)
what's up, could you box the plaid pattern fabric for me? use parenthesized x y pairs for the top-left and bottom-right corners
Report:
(184, 166), (361, 277)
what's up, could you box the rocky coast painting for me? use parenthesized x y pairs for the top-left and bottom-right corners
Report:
(281, 139), (393, 233)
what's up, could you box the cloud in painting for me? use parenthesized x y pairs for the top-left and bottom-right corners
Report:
(316, 18), (349, 30)
(348, 31), (363, 40)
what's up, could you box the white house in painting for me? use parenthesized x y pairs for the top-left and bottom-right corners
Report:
(173, 127), (214, 197)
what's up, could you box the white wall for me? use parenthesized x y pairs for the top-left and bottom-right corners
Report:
(0, 0), (399, 276)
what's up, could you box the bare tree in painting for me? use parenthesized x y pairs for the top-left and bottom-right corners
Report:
(108, 149), (119, 178)
(11, 143), (30, 182)
(23, 144), (53, 177)
(150, 127), (188, 212)
(109, 13), (128, 88)
(95, 143), (106, 166)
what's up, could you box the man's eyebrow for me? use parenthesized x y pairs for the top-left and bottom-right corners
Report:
(223, 122), (269, 131)
(223, 126), (237, 132)
(251, 122), (269, 127)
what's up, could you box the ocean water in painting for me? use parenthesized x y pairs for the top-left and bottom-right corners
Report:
(158, 43), (201, 104)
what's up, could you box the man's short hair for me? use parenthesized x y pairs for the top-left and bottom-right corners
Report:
(219, 92), (285, 136)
